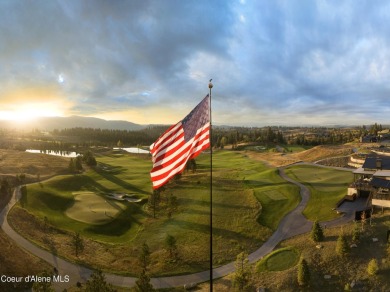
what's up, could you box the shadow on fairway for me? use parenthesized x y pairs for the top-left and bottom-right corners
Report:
(95, 167), (149, 195)
(85, 204), (144, 237)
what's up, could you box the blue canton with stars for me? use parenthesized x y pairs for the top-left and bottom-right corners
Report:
(182, 95), (210, 142)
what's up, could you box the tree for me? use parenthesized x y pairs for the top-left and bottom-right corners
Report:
(352, 224), (360, 242)
(85, 270), (116, 292)
(0, 177), (10, 195)
(297, 257), (310, 286)
(117, 140), (124, 148)
(367, 258), (379, 276)
(17, 173), (26, 185)
(336, 234), (349, 257)
(134, 269), (155, 292)
(139, 243), (151, 271)
(233, 252), (252, 291)
(166, 194), (178, 219)
(68, 158), (75, 173)
(310, 221), (324, 242)
(72, 232), (84, 257)
(74, 156), (83, 171)
(83, 150), (97, 167)
(185, 159), (197, 173)
(361, 210), (367, 231)
(165, 234), (178, 260)
(148, 189), (161, 218)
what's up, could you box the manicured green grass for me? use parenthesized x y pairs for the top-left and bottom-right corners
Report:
(284, 164), (354, 221)
(16, 153), (153, 243)
(252, 169), (301, 230)
(65, 192), (127, 225)
(256, 247), (299, 272)
(284, 145), (311, 153)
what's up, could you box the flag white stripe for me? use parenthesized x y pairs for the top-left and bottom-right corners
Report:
(152, 123), (209, 166)
(150, 127), (209, 176)
(150, 123), (182, 155)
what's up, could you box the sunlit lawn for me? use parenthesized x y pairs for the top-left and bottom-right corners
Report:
(9, 150), (295, 276)
(284, 164), (354, 221)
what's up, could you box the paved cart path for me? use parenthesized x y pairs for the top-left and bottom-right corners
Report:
(0, 164), (355, 291)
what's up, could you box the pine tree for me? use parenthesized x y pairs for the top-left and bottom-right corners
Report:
(139, 243), (151, 271)
(233, 252), (252, 291)
(336, 234), (349, 257)
(85, 270), (116, 292)
(367, 258), (379, 276)
(134, 269), (155, 292)
(72, 232), (84, 257)
(165, 234), (178, 260)
(68, 158), (75, 173)
(352, 225), (360, 242)
(297, 257), (310, 286)
(310, 221), (324, 242)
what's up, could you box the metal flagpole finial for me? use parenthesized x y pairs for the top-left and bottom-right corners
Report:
(208, 79), (213, 89)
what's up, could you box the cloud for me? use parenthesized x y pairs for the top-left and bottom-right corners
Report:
(0, 0), (389, 126)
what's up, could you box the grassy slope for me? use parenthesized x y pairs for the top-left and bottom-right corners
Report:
(9, 150), (298, 276)
(0, 229), (51, 291)
(284, 164), (353, 221)
(0, 149), (69, 180)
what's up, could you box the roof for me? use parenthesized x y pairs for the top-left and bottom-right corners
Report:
(353, 167), (375, 175)
(373, 170), (390, 178)
(362, 156), (390, 170)
(371, 177), (390, 188)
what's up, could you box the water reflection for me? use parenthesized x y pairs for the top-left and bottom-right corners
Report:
(26, 149), (78, 158)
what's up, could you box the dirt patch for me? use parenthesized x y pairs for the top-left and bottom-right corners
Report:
(244, 145), (354, 167)
(289, 145), (354, 162)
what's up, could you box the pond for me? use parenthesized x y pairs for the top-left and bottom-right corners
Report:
(113, 147), (150, 154)
(26, 149), (79, 158)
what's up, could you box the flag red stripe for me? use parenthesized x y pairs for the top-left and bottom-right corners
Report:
(150, 95), (210, 189)
(152, 125), (209, 167)
(151, 130), (210, 188)
(151, 125), (209, 175)
(150, 123), (182, 156)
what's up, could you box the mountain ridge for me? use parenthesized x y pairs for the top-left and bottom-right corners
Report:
(0, 116), (146, 131)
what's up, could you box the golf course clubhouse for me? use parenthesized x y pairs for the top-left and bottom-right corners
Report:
(348, 156), (390, 208)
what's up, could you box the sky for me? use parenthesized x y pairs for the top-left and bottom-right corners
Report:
(0, 0), (389, 126)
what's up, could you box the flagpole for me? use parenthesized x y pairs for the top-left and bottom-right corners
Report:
(208, 79), (213, 292)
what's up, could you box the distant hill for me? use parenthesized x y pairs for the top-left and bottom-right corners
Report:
(0, 116), (145, 131)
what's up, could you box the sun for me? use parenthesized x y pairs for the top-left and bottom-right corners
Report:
(0, 103), (64, 122)
(0, 86), (71, 122)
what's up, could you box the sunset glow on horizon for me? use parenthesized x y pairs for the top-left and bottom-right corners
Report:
(0, 86), (72, 122)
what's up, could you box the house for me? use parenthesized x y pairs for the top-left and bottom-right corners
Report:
(378, 129), (390, 140)
(348, 156), (390, 208)
(360, 135), (378, 143)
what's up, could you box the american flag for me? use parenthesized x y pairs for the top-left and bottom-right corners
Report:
(150, 95), (210, 189)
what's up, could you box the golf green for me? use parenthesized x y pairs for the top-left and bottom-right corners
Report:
(65, 192), (126, 225)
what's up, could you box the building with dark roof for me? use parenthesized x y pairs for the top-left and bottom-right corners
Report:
(348, 156), (390, 208)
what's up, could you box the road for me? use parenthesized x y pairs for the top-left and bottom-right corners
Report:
(0, 164), (356, 291)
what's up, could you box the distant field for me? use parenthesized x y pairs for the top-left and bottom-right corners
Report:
(9, 150), (296, 276)
(0, 149), (69, 180)
(284, 164), (354, 221)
